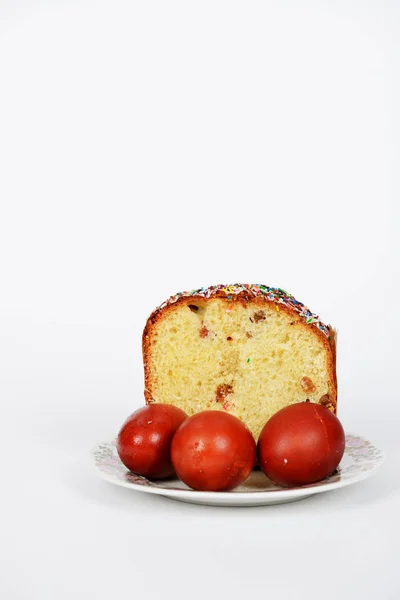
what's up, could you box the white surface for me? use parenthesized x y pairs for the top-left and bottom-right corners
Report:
(93, 435), (385, 506)
(0, 1), (399, 598)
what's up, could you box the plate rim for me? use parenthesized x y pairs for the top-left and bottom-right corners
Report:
(92, 432), (385, 503)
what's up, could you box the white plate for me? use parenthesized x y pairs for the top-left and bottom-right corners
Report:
(92, 434), (384, 507)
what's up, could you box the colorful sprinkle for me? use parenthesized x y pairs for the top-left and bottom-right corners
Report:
(247, 358), (251, 363)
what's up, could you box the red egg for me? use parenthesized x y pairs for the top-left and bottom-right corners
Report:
(171, 411), (256, 491)
(258, 402), (345, 487)
(117, 404), (188, 479)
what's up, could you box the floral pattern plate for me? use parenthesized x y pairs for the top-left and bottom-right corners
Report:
(92, 434), (384, 507)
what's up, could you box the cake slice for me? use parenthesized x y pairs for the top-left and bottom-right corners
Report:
(143, 284), (337, 441)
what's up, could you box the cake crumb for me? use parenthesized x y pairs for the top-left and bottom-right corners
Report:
(319, 394), (334, 411)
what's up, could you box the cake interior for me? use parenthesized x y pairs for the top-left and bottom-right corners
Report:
(147, 297), (332, 441)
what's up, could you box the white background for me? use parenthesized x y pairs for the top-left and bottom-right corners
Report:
(0, 1), (399, 598)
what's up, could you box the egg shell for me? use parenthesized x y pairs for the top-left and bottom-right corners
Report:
(257, 402), (345, 487)
(117, 404), (188, 479)
(171, 410), (256, 491)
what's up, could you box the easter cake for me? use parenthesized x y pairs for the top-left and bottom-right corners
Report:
(142, 284), (337, 440)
